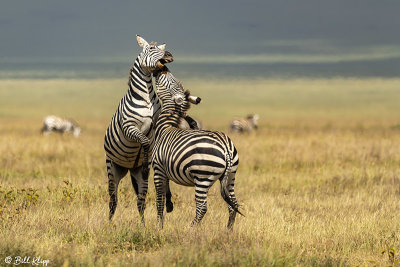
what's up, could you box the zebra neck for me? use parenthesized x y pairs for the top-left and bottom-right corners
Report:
(128, 58), (153, 97)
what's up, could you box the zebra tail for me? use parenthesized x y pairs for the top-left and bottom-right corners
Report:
(220, 152), (244, 217)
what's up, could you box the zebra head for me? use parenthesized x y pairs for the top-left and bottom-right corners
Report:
(73, 125), (81, 137)
(247, 114), (259, 129)
(155, 67), (201, 116)
(136, 35), (173, 72)
(68, 119), (81, 137)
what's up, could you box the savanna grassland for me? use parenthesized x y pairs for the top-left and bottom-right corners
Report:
(1, 78), (400, 266)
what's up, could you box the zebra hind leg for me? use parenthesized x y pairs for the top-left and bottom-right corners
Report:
(191, 198), (207, 227)
(221, 172), (241, 229)
(227, 205), (237, 229)
(191, 180), (210, 226)
(130, 166), (149, 225)
(166, 180), (174, 213)
(106, 159), (128, 221)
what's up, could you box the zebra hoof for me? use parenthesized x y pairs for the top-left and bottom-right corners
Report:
(166, 201), (174, 213)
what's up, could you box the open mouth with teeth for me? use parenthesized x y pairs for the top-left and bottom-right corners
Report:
(157, 51), (174, 68)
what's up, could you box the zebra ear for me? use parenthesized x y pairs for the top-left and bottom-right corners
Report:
(157, 43), (166, 51)
(136, 35), (149, 48)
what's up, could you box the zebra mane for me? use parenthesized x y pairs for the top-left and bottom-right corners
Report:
(153, 65), (169, 76)
(184, 90), (191, 98)
(179, 90), (192, 116)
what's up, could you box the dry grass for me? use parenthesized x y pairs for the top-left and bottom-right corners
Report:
(1, 78), (400, 266)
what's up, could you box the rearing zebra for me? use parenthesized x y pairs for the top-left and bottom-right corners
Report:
(104, 35), (173, 222)
(152, 67), (242, 229)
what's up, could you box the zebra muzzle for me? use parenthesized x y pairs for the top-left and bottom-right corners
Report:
(157, 51), (174, 69)
(161, 51), (174, 63)
(188, 96), (201, 105)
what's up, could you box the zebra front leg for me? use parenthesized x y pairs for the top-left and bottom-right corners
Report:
(166, 180), (174, 213)
(106, 159), (128, 221)
(130, 166), (149, 225)
(142, 143), (150, 181)
(154, 171), (167, 228)
(121, 122), (151, 182)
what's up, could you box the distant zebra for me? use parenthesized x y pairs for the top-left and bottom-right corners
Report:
(152, 67), (242, 229)
(229, 114), (259, 133)
(104, 35), (174, 222)
(178, 116), (203, 130)
(41, 115), (81, 137)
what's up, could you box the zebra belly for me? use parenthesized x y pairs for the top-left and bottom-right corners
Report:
(169, 175), (195, 187)
(104, 123), (154, 169)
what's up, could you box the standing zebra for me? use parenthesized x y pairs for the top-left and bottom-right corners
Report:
(229, 114), (259, 133)
(41, 115), (81, 137)
(104, 35), (173, 222)
(152, 67), (242, 229)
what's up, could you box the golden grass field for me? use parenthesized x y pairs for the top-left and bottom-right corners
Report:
(1, 78), (400, 266)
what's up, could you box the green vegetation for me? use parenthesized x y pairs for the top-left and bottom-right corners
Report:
(1, 78), (400, 266)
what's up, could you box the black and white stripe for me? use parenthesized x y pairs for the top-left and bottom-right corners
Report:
(41, 115), (81, 137)
(178, 116), (203, 130)
(104, 35), (173, 222)
(229, 114), (259, 133)
(152, 68), (242, 229)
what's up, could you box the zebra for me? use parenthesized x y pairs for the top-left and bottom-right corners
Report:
(178, 116), (203, 130)
(41, 115), (81, 137)
(104, 35), (174, 222)
(229, 114), (259, 133)
(152, 67), (242, 229)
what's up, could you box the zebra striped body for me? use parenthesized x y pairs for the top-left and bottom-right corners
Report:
(104, 59), (160, 169)
(153, 68), (241, 228)
(229, 114), (259, 133)
(104, 35), (173, 222)
(41, 115), (81, 137)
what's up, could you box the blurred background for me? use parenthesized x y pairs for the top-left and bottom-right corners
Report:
(1, 0), (400, 79)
